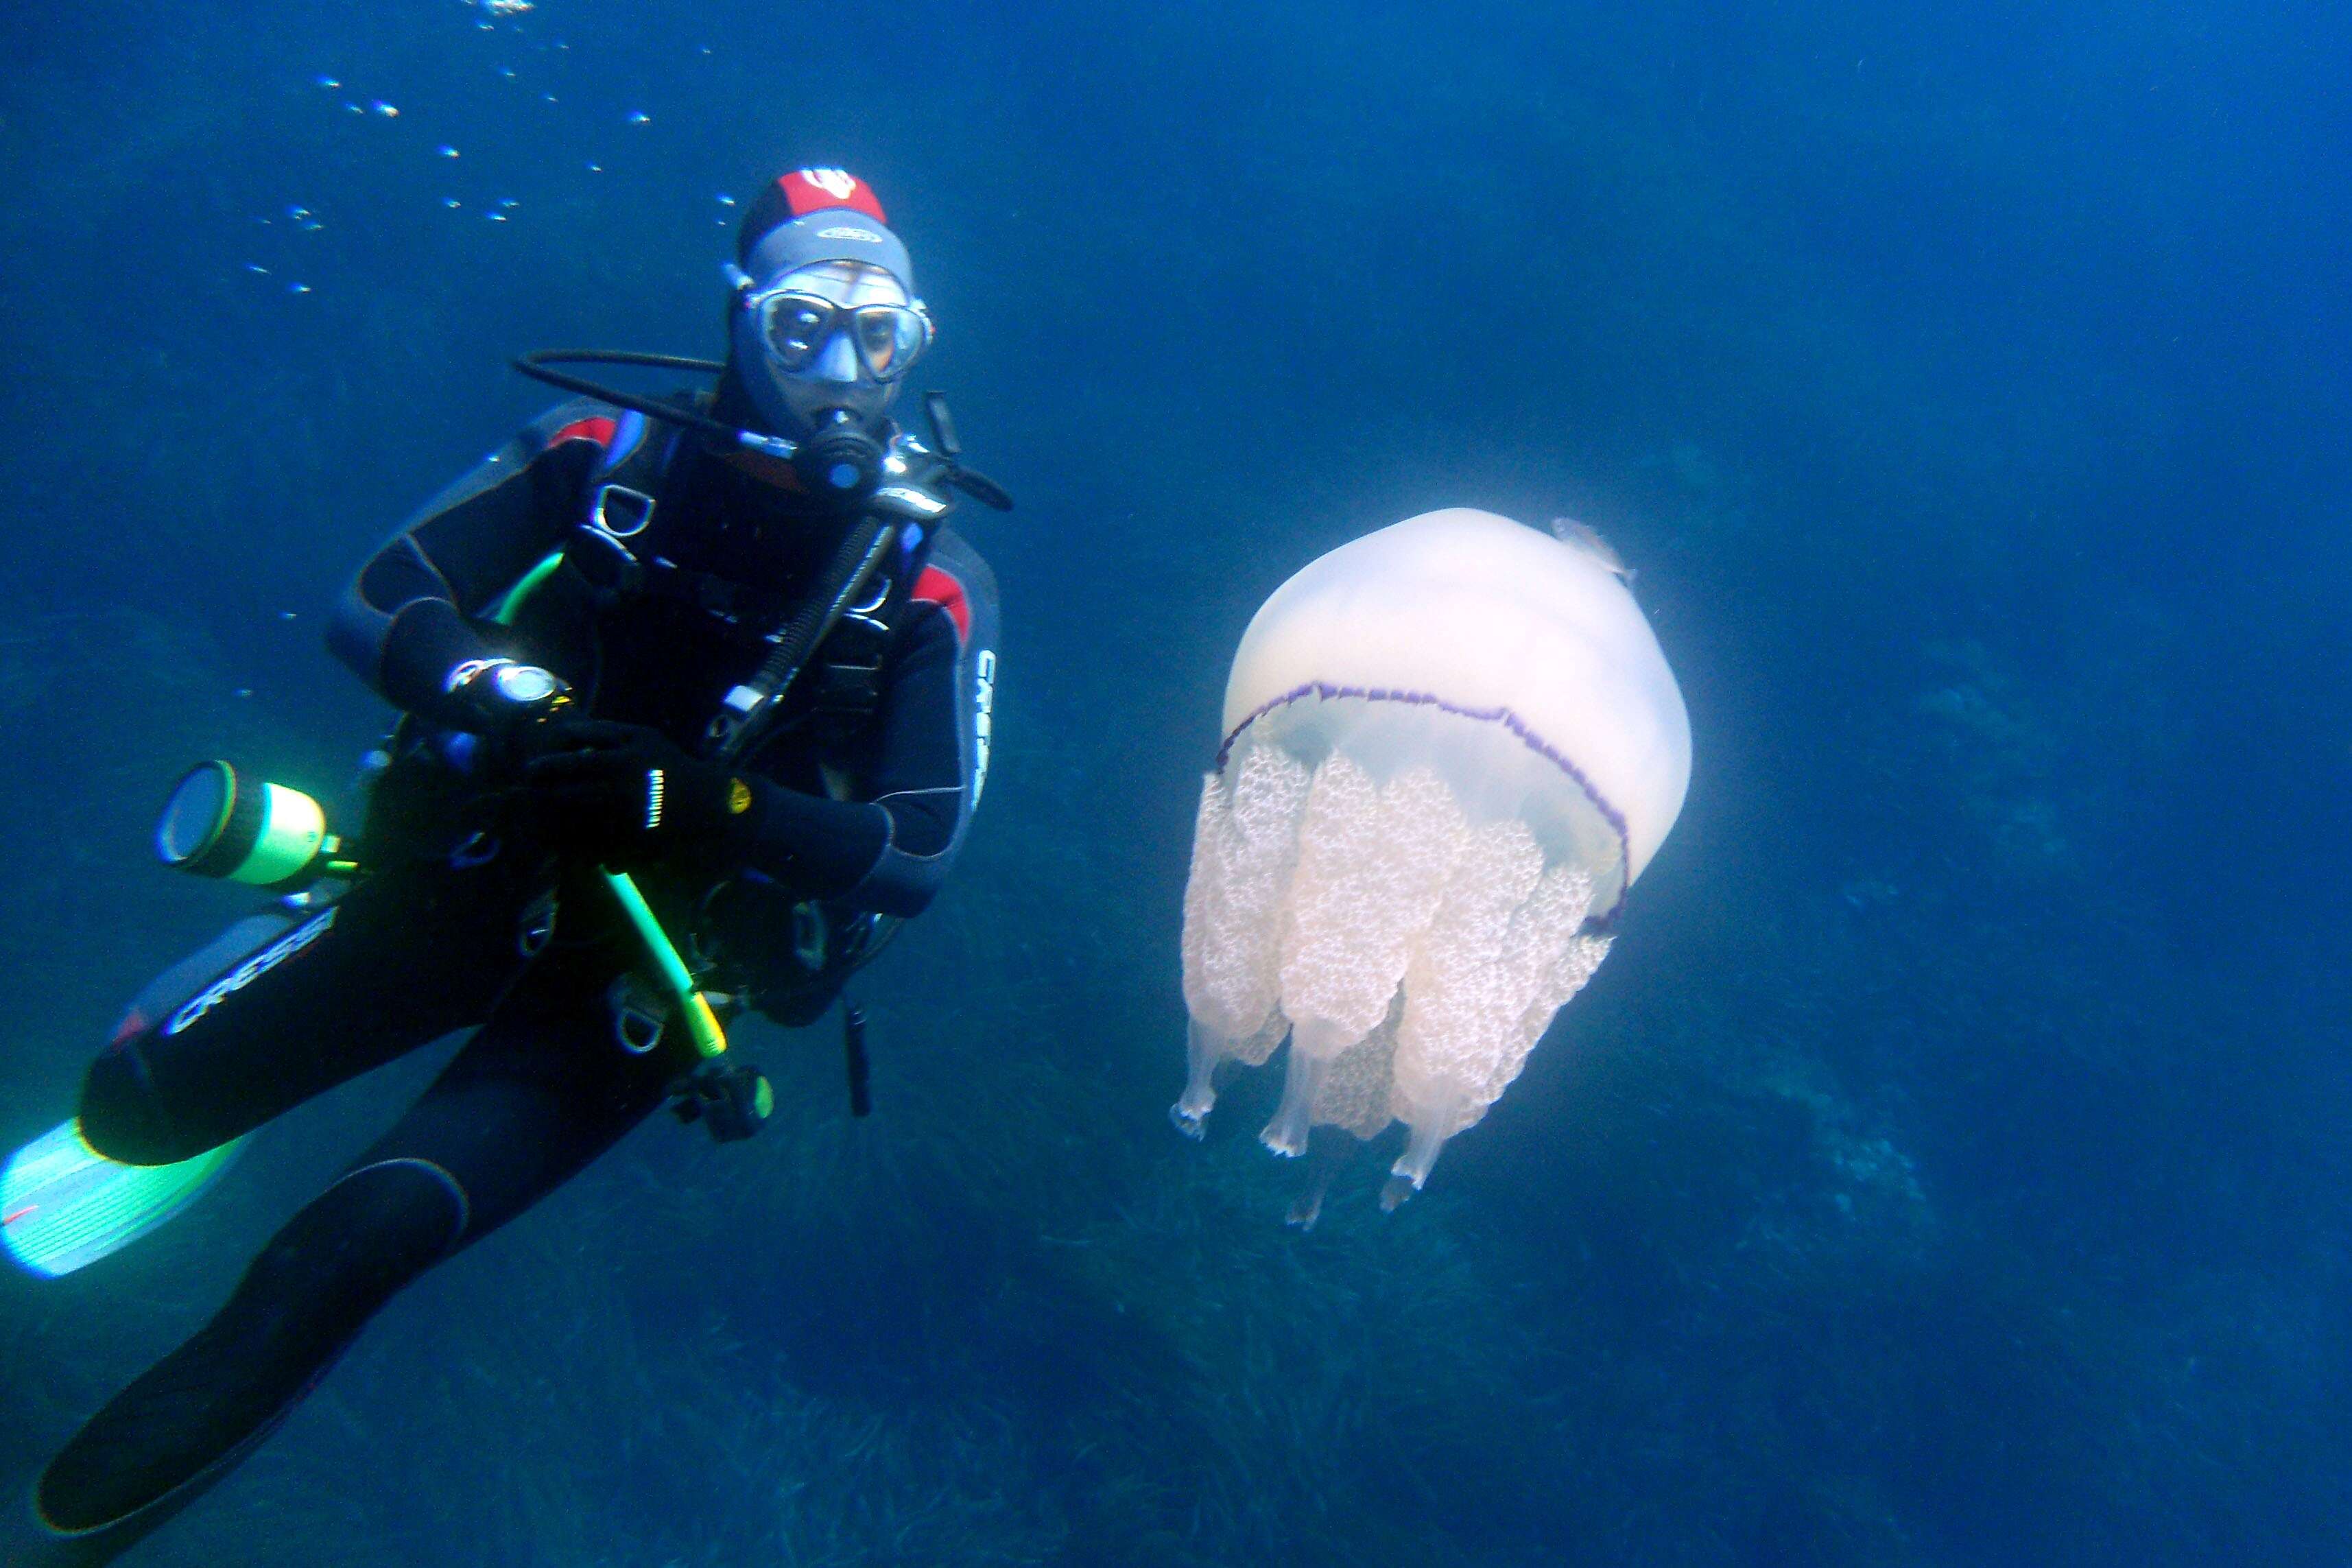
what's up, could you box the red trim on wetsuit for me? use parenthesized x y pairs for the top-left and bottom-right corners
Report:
(911, 565), (971, 646)
(547, 416), (617, 449)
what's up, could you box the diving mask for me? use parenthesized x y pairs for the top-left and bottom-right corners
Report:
(737, 261), (931, 383)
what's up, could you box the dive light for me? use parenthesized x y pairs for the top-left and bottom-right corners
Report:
(156, 762), (351, 888)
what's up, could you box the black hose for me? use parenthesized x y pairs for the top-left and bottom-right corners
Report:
(510, 351), (739, 442)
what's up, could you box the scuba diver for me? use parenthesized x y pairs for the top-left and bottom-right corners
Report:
(16, 167), (1004, 1558)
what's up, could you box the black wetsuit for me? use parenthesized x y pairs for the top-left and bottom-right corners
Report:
(36, 396), (999, 1547)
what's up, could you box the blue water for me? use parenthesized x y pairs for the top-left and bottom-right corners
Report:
(3, 1), (2347, 1562)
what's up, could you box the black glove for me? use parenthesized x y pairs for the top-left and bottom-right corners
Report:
(518, 720), (761, 869)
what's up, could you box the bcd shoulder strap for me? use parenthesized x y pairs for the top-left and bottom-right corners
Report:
(805, 519), (945, 722)
(701, 437), (958, 761)
(533, 412), (953, 763)
(703, 513), (897, 762)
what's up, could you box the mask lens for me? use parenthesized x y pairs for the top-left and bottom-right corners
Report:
(851, 305), (927, 381)
(761, 294), (835, 370)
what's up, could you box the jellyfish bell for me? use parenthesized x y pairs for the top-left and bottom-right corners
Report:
(1176, 508), (1690, 1215)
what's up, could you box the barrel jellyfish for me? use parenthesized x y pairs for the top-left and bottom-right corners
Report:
(1176, 508), (1690, 1215)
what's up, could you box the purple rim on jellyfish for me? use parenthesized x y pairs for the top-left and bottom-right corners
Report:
(1213, 681), (1634, 926)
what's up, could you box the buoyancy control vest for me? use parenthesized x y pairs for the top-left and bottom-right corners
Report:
(547, 400), (958, 750)
(492, 397), (966, 1028)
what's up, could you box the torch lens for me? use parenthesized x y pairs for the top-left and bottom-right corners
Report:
(157, 762), (237, 868)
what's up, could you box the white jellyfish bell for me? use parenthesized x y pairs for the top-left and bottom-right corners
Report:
(1176, 508), (1691, 1217)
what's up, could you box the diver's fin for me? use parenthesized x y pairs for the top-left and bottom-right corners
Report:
(1, 1121), (248, 1279)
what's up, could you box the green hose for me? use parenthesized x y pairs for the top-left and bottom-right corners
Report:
(491, 551), (568, 628)
(602, 868), (727, 1058)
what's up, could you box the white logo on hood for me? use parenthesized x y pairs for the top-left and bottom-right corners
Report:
(802, 167), (859, 200)
(818, 226), (883, 243)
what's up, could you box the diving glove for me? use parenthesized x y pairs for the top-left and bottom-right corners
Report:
(519, 720), (759, 868)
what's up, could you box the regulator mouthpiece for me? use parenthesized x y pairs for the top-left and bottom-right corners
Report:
(792, 411), (884, 507)
(156, 762), (342, 888)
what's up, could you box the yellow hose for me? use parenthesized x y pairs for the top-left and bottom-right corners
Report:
(601, 869), (727, 1058)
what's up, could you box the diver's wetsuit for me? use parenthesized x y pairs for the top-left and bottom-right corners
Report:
(36, 397), (998, 1547)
